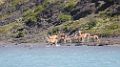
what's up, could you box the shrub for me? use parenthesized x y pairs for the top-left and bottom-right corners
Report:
(0, 22), (23, 35)
(11, 0), (29, 7)
(58, 13), (72, 22)
(34, 5), (44, 14)
(43, 0), (56, 7)
(23, 9), (37, 22)
(64, 0), (79, 9)
(16, 29), (26, 38)
(48, 27), (59, 35)
(23, 5), (44, 22)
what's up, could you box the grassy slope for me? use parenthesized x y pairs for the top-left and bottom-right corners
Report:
(49, 13), (120, 37)
(0, 0), (120, 40)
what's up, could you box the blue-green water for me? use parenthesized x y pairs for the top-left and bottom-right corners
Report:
(0, 46), (120, 67)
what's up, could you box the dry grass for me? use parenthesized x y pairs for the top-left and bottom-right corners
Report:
(0, 0), (5, 5)
(0, 22), (23, 34)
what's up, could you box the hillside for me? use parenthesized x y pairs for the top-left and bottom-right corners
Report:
(0, 0), (120, 43)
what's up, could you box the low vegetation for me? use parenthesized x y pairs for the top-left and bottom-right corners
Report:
(23, 5), (44, 22)
(11, 0), (29, 7)
(58, 13), (72, 22)
(64, 0), (79, 10)
(49, 12), (120, 37)
(0, 0), (120, 42)
(0, 21), (25, 38)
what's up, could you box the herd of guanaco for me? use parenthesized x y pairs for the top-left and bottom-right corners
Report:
(46, 30), (100, 46)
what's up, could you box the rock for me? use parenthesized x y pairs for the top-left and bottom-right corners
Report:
(75, 43), (83, 46)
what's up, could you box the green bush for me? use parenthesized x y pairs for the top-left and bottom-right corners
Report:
(16, 30), (25, 38)
(58, 13), (72, 22)
(107, 23), (119, 30)
(64, 0), (79, 9)
(43, 0), (56, 7)
(34, 5), (44, 14)
(23, 5), (44, 22)
(23, 9), (37, 22)
(11, 0), (29, 8)
(48, 27), (59, 35)
(0, 22), (23, 35)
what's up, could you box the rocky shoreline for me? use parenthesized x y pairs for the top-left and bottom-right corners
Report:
(0, 43), (120, 49)
(0, 37), (120, 48)
(0, 40), (120, 48)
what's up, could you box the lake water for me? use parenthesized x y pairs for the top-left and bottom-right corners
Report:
(0, 46), (120, 67)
